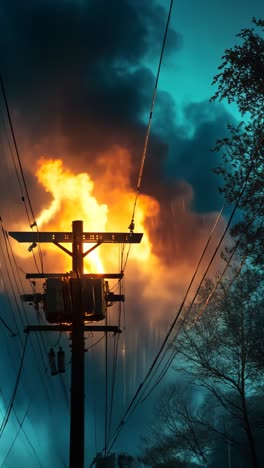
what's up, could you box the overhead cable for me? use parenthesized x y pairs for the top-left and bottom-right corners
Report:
(106, 201), (225, 453)
(0, 334), (29, 438)
(132, 140), (262, 404)
(0, 396), (44, 468)
(128, 0), (174, 233)
(0, 75), (44, 273)
(106, 130), (264, 451)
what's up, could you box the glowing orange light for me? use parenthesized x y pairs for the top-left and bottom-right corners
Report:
(34, 148), (159, 274)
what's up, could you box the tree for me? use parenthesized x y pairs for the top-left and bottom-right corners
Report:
(211, 18), (264, 118)
(141, 269), (264, 467)
(140, 382), (213, 467)
(142, 19), (264, 467)
(176, 269), (264, 467)
(211, 18), (264, 268)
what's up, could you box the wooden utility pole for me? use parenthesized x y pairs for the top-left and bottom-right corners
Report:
(9, 221), (142, 468)
(70, 220), (85, 467)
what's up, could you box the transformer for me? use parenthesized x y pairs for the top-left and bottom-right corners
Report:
(81, 278), (106, 321)
(44, 277), (107, 323)
(44, 278), (71, 323)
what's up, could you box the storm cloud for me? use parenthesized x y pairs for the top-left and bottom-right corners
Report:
(0, 2), (237, 466)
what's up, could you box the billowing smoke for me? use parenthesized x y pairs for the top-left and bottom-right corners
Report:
(0, 0), (233, 466)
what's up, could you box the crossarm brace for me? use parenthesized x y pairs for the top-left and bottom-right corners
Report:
(53, 240), (103, 258)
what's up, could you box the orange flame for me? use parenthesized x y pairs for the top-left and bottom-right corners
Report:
(35, 147), (159, 274)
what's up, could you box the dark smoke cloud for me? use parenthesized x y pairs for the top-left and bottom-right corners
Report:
(0, 0), (232, 344)
(0, 0), (180, 152)
(163, 101), (235, 213)
(0, 0), (232, 222)
(0, 3), (236, 466)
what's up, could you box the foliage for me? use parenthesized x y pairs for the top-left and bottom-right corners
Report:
(211, 18), (264, 268)
(141, 269), (264, 467)
(140, 381), (212, 467)
(211, 18), (264, 119)
(141, 18), (264, 468)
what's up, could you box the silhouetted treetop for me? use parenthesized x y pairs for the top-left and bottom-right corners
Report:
(211, 18), (264, 119)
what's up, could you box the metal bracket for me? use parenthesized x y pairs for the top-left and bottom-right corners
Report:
(25, 325), (121, 333)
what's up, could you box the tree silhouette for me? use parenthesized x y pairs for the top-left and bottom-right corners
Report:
(141, 270), (264, 467)
(211, 18), (264, 268)
(141, 18), (264, 468)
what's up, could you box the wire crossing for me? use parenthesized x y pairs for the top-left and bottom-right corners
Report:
(0, 334), (29, 439)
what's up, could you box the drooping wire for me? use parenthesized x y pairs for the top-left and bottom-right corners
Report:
(0, 75), (44, 273)
(106, 332), (119, 448)
(0, 76), (35, 223)
(0, 218), (54, 406)
(104, 248), (125, 453)
(2, 222), (41, 338)
(120, 243), (131, 273)
(0, 315), (16, 337)
(0, 259), (20, 337)
(140, 240), (241, 401)
(0, 231), (44, 466)
(86, 335), (105, 351)
(0, 395), (44, 468)
(106, 293), (123, 449)
(0, 334), (29, 438)
(106, 132), (263, 452)
(0, 226), (25, 345)
(89, 334), (101, 460)
(192, 199), (263, 325)
(104, 314), (108, 456)
(139, 216), (242, 412)
(138, 130), (264, 403)
(192, 241), (240, 324)
(106, 202), (225, 453)
(128, 0), (174, 233)
(102, 2), (175, 450)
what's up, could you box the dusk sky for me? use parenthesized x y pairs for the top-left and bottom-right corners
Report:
(0, 1), (263, 467)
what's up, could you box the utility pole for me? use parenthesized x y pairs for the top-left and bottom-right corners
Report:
(70, 220), (85, 468)
(9, 220), (142, 468)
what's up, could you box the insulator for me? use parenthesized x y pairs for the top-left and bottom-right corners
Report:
(28, 241), (37, 252)
(48, 348), (57, 376)
(57, 346), (65, 373)
(105, 281), (109, 294)
(128, 220), (135, 232)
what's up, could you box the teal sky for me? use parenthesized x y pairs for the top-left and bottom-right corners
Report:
(157, 0), (263, 119)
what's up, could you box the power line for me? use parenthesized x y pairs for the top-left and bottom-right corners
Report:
(106, 246), (127, 448)
(106, 295), (123, 449)
(0, 75), (44, 273)
(136, 146), (262, 403)
(0, 315), (16, 337)
(146, 129), (264, 374)
(86, 335), (105, 351)
(0, 396), (44, 468)
(128, 0), (174, 234)
(0, 226), (26, 344)
(0, 76), (35, 227)
(105, 202), (225, 453)
(104, 315), (108, 456)
(0, 334), (29, 438)
(106, 333), (120, 448)
(140, 241), (241, 401)
(0, 219), (55, 411)
(106, 129), (264, 452)
(104, 3), (175, 448)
